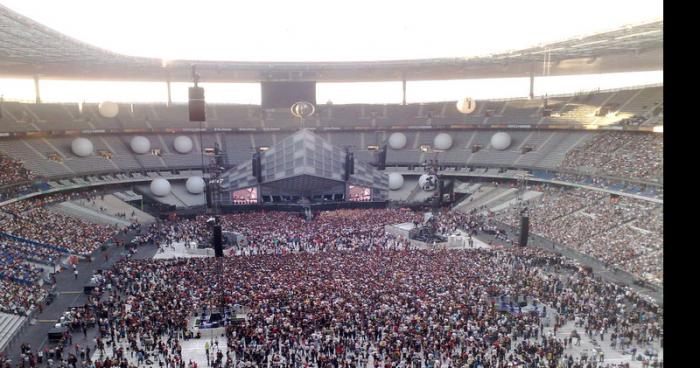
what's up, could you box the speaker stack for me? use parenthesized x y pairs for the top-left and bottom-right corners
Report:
(205, 179), (213, 208)
(189, 87), (206, 122)
(376, 145), (387, 170)
(519, 215), (529, 247)
(252, 152), (263, 183)
(212, 224), (223, 258)
(344, 152), (355, 181)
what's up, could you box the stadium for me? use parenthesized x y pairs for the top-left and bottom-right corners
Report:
(0, 1), (662, 367)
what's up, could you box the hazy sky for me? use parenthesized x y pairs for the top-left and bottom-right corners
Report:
(2, 0), (662, 62)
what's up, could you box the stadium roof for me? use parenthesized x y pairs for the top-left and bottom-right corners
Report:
(0, 4), (662, 82)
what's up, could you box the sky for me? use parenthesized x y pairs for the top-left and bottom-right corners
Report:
(0, 0), (663, 103)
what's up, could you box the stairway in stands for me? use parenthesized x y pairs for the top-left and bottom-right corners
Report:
(0, 312), (27, 353)
(489, 190), (543, 213)
(75, 194), (155, 224)
(51, 202), (132, 227)
(453, 186), (498, 213)
(51, 194), (155, 227)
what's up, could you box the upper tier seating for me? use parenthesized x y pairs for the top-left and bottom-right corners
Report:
(0, 86), (662, 133)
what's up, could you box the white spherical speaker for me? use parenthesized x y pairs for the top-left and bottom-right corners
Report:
(71, 137), (93, 157)
(130, 136), (151, 154)
(388, 173), (404, 190)
(185, 176), (206, 194)
(98, 101), (119, 118)
(173, 136), (193, 154)
(433, 133), (453, 150)
(456, 97), (476, 114)
(150, 178), (171, 197)
(418, 174), (438, 191)
(388, 132), (407, 150)
(491, 132), (512, 150)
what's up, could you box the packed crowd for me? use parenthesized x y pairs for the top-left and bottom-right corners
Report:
(496, 186), (603, 231)
(0, 237), (64, 265)
(0, 190), (126, 316)
(0, 207), (119, 256)
(559, 132), (663, 181)
(0, 196), (663, 367)
(29, 242), (662, 368)
(0, 193), (78, 216)
(0, 154), (34, 187)
(0, 184), (34, 203)
(0, 278), (46, 316)
(495, 185), (663, 285)
(0, 251), (47, 315)
(144, 209), (423, 254)
(581, 206), (663, 285)
(0, 191), (122, 257)
(223, 209), (421, 253)
(0, 252), (44, 284)
(143, 208), (511, 257)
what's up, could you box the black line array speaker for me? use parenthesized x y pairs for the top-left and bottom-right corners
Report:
(252, 152), (262, 183)
(376, 145), (387, 170)
(205, 181), (213, 209)
(213, 224), (223, 258)
(349, 153), (354, 175)
(344, 152), (354, 181)
(188, 87), (206, 122)
(519, 215), (529, 247)
(252, 153), (259, 177)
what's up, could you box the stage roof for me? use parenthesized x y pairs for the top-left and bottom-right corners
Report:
(221, 129), (388, 196)
(0, 4), (662, 82)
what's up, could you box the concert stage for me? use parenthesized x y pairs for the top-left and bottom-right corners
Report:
(218, 129), (389, 207)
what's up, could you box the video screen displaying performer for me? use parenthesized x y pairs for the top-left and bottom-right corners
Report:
(231, 187), (258, 204)
(348, 185), (371, 202)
